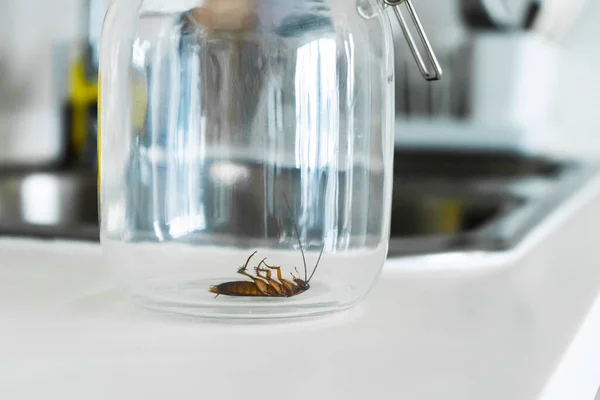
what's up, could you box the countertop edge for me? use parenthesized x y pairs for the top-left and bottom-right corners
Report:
(539, 289), (600, 400)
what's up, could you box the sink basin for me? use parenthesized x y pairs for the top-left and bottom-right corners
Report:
(390, 184), (523, 237)
(0, 170), (99, 240)
(393, 149), (563, 180)
(0, 150), (597, 258)
(388, 150), (598, 256)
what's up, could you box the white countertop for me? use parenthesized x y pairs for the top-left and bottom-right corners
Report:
(2, 175), (600, 400)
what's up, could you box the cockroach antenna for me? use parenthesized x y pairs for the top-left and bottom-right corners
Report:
(282, 193), (308, 282)
(307, 245), (324, 283)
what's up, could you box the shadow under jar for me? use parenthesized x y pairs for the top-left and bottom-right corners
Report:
(98, 0), (441, 319)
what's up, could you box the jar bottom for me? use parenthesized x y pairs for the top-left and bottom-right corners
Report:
(103, 240), (386, 320)
(121, 278), (361, 320)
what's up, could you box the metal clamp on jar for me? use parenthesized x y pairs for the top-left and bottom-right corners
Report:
(384, 0), (443, 81)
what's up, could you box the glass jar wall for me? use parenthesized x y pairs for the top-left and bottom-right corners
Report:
(99, 0), (395, 319)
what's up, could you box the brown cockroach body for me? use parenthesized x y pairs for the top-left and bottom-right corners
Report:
(209, 195), (324, 298)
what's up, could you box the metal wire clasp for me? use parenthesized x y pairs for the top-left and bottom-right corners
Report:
(385, 0), (442, 81)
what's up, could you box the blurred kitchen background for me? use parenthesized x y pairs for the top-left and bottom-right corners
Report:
(1, 0), (600, 257)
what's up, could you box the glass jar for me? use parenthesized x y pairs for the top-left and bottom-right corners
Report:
(99, 0), (440, 319)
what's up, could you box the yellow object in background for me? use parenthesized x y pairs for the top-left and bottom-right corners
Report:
(97, 73), (102, 191)
(419, 198), (464, 235)
(437, 199), (463, 234)
(68, 58), (99, 157)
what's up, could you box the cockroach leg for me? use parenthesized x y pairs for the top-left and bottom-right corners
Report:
(240, 250), (258, 272)
(254, 258), (271, 280)
(251, 258), (288, 296)
(263, 261), (284, 281)
(236, 267), (271, 296)
(238, 268), (259, 280)
(261, 261), (294, 294)
(259, 268), (272, 280)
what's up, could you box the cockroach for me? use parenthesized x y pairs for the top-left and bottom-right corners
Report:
(209, 195), (324, 298)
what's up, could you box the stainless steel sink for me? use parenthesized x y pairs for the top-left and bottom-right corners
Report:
(0, 170), (99, 240)
(387, 150), (599, 256)
(0, 151), (597, 258)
